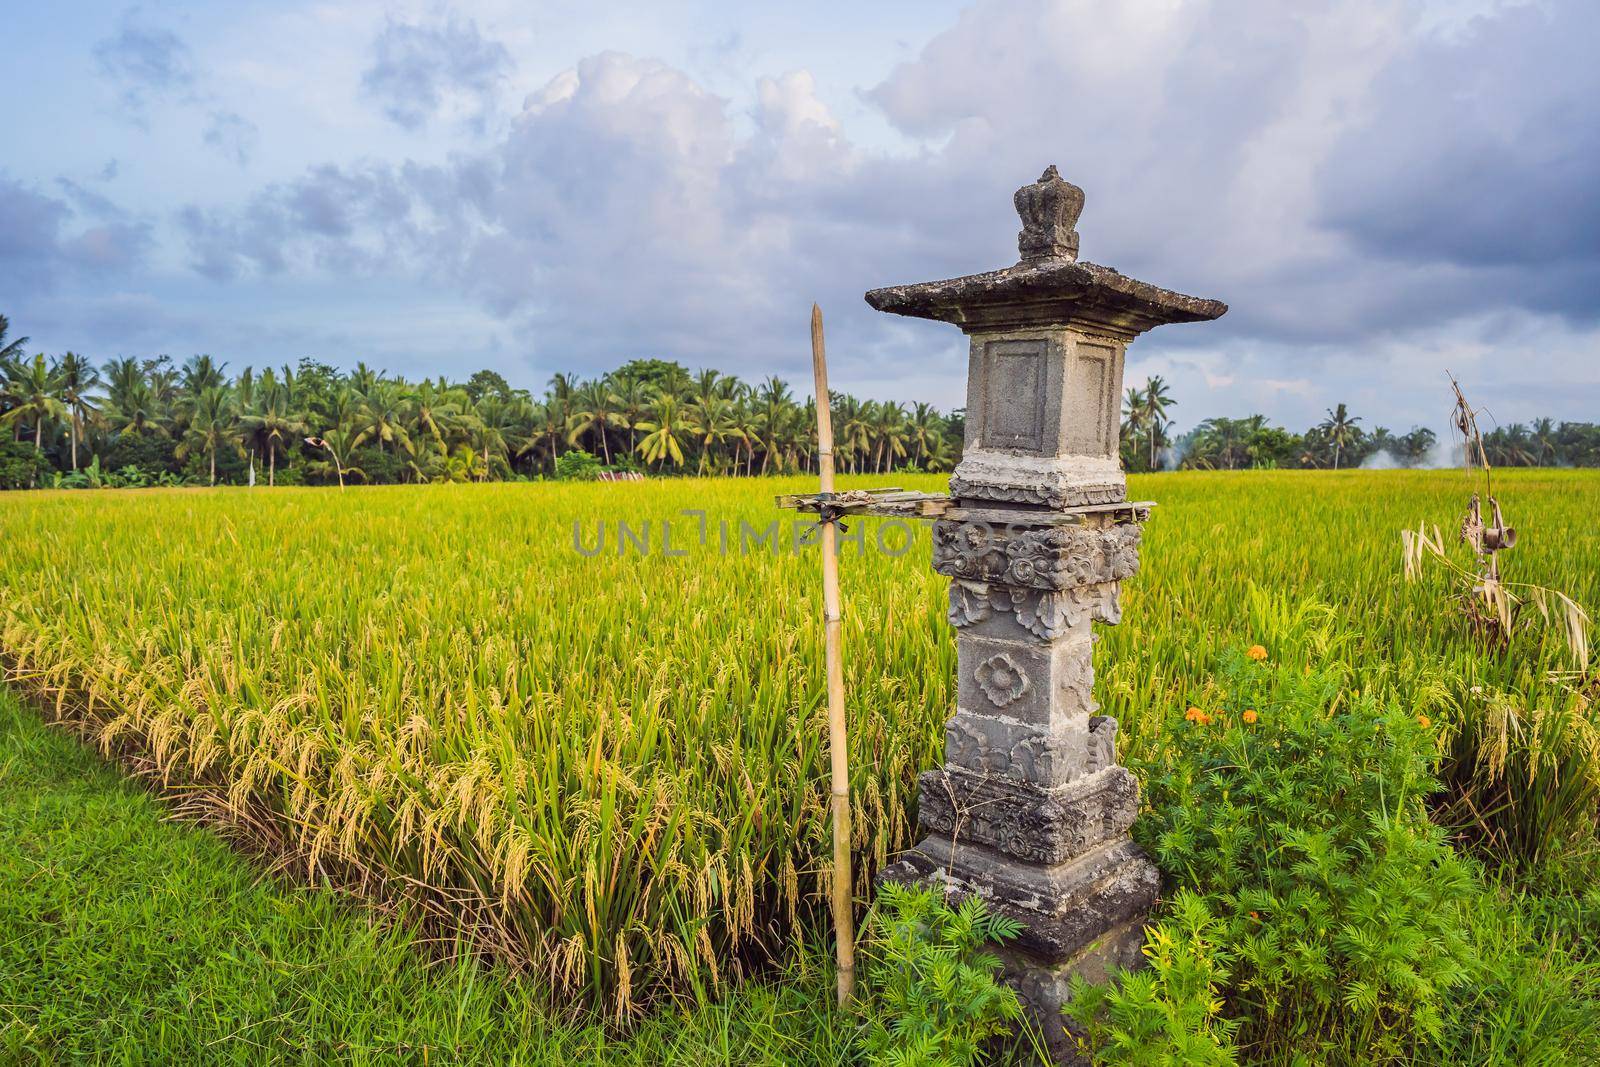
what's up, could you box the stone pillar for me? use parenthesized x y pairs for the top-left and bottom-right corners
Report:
(867, 168), (1226, 1062)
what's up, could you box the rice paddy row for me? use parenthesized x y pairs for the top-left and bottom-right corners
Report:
(1, 469), (1596, 1017)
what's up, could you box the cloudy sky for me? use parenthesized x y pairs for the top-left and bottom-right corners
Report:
(3, 0), (1595, 433)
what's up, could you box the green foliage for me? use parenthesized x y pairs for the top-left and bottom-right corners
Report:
(0, 439), (47, 489)
(856, 885), (1025, 1067)
(103, 430), (179, 474)
(555, 448), (603, 481)
(1433, 879), (1600, 1065)
(1116, 653), (1477, 1062)
(1066, 891), (1238, 1065)
(0, 688), (862, 1066)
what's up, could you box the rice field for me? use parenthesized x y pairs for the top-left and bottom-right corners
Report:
(2, 469), (1597, 1018)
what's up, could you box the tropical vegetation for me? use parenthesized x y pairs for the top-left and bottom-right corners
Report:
(3, 468), (1599, 1067)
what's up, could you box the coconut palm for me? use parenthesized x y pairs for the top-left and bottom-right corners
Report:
(467, 396), (519, 480)
(1317, 403), (1362, 470)
(0, 315), (28, 363)
(407, 380), (464, 450)
(352, 380), (414, 457)
(686, 391), (743, 475)
(107, 380), (168, 438)
(57, 352), (102, 471)
(1, 356), (67, 479)
(1140, 375), (1176, 471)
(610, 373), (652, 458)
(176, 386), (240, 486)
(836, 395), (872, 474)
(181, 354), (228, 397)
(1531, 417), (1558, 466)
(566, 379), (623, 464)
(636, 391), (690, 470)
(907, 402), (943, 471)
(240, 392), (308, 486)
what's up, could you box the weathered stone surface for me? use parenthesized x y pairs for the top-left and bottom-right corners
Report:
(957, 630), (1097, 725)
(869, 167), (1221, 1063)
(949, 580), (1123, 641)
(916, 762), (1139, 865)
(997, 925), (1148, 1065)
(885, 836), (1161, 963)
(934, 518), (1141, 591)
(1015, 166), (1084, 265)
(944, 708), (1096, 788)
(864, 258), (1227, 338)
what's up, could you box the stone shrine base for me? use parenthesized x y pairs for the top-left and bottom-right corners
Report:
(880, 837), (1159, 1064)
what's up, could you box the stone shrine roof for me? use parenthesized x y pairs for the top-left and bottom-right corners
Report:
(865, 166), (1227, 338)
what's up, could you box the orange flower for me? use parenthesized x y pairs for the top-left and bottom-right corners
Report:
(1246, 645), (1268, 662)
(1242, 709), (1258, 724)
(1417, 714), (1432, 728)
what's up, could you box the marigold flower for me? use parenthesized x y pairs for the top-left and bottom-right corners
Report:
(1185, 706), (1207, 724)
(1242, 709), (1258, 724)
(1246, 645), (1268, 661)
(1417, 714), (1432, 728)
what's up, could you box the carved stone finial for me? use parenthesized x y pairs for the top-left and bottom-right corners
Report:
(1014, 165), (1084, 264)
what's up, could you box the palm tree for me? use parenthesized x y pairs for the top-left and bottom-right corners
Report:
(349, 362), (380, 396)
(1, 355), (67, 482)
(566, 379), (623, 464)
(836, 395), (872, 474)
(107, 380), (168, 438)
(907, 401), (943, 471)
(351, 380), (414, 457)
(686, 391), (742, 474)
(57, 352), (102, 471)
(1531, 417), (1558, 466)
(468, 396), (518, 480)
(0, 315), (28, 362)
(1140, 376), (1176, 471)
(636, 390), (690, 470)
(871, 401), (909, 474)
(240, 392), (308, 486)
(610, 373), (652, 458)
(176, 386), (240, 486)
(1317, 403), (1362, 470)
(730, 398), (763, 476)
(407, 380), (464, 450)
(181, 354), (227, 397)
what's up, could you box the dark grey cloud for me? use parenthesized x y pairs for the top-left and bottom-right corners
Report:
(1317, 1), (1600, 321)
(0, 174), (150, 298)
(178, 163), (419, 281)
(93, 8), (195, 113)
(361, 15), (514, 131)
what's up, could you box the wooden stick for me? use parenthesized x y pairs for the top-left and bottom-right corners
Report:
(810, 302), (856, 1006)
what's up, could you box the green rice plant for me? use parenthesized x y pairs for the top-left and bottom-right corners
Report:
(2, 469), (1597, 1018)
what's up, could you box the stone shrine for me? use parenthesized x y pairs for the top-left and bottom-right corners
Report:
(869, 167), (1226, 1061)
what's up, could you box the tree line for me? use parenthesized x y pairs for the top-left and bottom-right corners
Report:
(1121, 376), (1600, 472)
(5, 314), (1596, 490)
(0, 316), (959, 490)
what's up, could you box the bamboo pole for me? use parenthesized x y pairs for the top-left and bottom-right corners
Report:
(810, 303), (856, 1005)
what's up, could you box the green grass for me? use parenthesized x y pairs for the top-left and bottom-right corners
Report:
(0, 686), (856, 1065)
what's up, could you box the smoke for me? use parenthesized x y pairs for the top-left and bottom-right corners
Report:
(1417, 439), (1468, 470)
(1360, 449), (1401, 470)
(1158, 443), (1187, 472)
(1360, 440), (1467, 470)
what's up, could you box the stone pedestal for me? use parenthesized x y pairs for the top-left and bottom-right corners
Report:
(867, 167), (1225, 1063)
